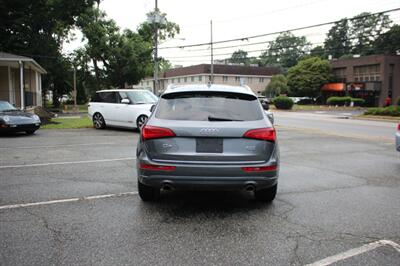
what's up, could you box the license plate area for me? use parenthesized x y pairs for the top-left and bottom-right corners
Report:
(196, 138), (223, 153)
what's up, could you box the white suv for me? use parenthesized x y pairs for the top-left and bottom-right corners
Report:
(88, 89), (158, 130)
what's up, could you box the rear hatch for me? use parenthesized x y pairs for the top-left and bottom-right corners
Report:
(143, 90), (275, 165)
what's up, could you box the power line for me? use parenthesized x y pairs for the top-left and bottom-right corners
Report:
(158, 7), (400, 50)
(161, 29), (395, 60)
(166, 41), (395, 63)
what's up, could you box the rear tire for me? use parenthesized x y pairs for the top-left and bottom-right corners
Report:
(93, 113), (106, 129)
(255, 184), (277, 202)
(136, 115), (148, 131)
(25, 130), (36, 135)
(138, 180), (159, 201)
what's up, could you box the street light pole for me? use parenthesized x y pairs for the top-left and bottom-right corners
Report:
(153, 0), (159, 95)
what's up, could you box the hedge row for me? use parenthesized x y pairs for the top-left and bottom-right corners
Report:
(273, 96), (294, 110)
(326, 96), (365, 106)
(364, 106), (400, 116)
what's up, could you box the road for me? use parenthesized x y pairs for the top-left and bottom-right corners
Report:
(0, 117), (400, 265)
(274, 110), (397, 143)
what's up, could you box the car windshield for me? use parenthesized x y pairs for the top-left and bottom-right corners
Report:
(156, 91), (263, 121)
(0, 101), (17, 112)
(125, 91), (158, 104)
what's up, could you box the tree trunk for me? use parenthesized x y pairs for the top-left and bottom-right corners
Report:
(93, 59), (100, 91)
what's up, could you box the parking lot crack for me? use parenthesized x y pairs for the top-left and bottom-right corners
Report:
(23, 208), (66, 264)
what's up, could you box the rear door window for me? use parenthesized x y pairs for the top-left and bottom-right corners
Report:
(91, 93), (102, 102)
(156, 91), (263, 121)
(102, 92), (118, 103)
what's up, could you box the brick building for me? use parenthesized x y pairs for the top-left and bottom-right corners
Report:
(137, 64), (281, 96)
(324, 55), (400, 106)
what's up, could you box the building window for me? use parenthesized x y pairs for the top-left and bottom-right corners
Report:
(191, 76), (195, 82)
(248, 77), (253, 83)
(198, 76), (202, 82)
(235, 76), (240, 82)
(172, 78), (175, 83)
(353, 64), (380, 82)
(178, 78), (181, 83)
(146, 81), (149, 85)
(184, 77), (188, 82)
(223, 76), (228, 82)
(333, 67), (347, 82)
(259, 77), (264, 83)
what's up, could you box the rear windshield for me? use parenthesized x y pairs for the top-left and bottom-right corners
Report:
(155, 91), (263, 121)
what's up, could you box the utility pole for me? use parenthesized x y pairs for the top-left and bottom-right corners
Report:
(153, 0), (159, 95)
(210, 20), (214, 84)
(73, 67), (78, 113)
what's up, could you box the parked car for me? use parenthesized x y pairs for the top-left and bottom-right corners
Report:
(258, 96), (274, 124)
(396, 122), (400, 152)
(88, 89), (158, 130)
(0, 101), (41, 134)
(136, 84), (279, 202)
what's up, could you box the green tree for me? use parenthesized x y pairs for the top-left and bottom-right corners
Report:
(0, 0), (96, 106)
(137, 10), (180, 43)
(76, 7), (120, 90)
(158, 58), (173, 72)
(310, 45), (326, 58)
(350, 12), (392, 55)
(264, 74), (289, 97)
(77, 7), (177, 89)
(260, 32), (310, 69)
(106, 30), (153, 88)
(374, 24), (400, 55)
(230, 50), (249, 65)
(287, 57), (332, 97)
(324, 19), (351, 58)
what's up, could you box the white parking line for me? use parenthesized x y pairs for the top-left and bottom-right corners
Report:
(306, 239), (400, 266)
(0, 142), (116, 150)
(0, 191), (138, 210)
(0, 157), (136, 169)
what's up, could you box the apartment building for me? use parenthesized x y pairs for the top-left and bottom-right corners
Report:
(138, 64), (281, 95)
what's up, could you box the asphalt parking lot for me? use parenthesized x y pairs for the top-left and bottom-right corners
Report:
(1, 126), (400, 265)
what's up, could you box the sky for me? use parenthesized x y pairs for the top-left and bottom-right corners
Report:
(64, 0), (400, 66)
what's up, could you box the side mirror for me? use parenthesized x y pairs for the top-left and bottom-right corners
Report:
(262, 102), (269, 110)
(150, 104), (156, 113)
(121, 98), (130, 104)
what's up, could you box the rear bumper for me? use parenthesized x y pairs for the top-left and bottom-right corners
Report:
(137, 158), (279, 191)
(139, 174), (278, 191)
(396, 132), (400, 152)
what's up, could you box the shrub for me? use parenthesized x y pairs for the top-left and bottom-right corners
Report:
(326, 96), (364, 106)
(350, 98), (365, 106)
(397, 98), (400, 106)
(364, 106), (400, 116)
(273, 96), (294, 110)
(326, 96), (352, 106)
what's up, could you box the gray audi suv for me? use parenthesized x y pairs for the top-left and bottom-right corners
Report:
(136, 84), (279, 202)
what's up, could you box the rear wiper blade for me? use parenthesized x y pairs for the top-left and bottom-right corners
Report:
(1, 109), (17, 112)
(208, 116), (243, 121)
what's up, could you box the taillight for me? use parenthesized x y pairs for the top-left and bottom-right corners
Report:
(398, 123), (400, 131)
(243, 128), (276, 142)
(139, 163), (176, 171)
(241, 165), (277, 172)
(141, 125), (176, 140)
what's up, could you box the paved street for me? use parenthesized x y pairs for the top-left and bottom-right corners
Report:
(1, 119), (400, 265)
